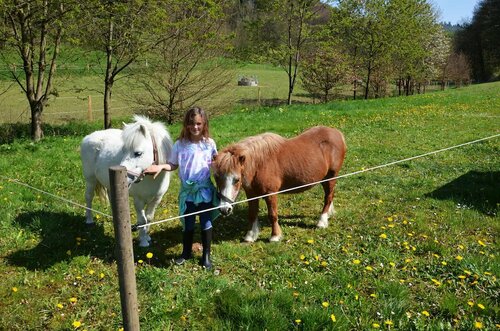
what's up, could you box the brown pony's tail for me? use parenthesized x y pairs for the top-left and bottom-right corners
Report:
(95, 182), (109, 204)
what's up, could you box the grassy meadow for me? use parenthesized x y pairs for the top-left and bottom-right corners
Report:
(0, 81), (499, 330)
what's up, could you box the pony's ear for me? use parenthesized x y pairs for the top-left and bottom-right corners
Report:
(139, 124), (147, 137)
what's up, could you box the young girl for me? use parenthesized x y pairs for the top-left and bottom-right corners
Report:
(144, 107), (219, 269)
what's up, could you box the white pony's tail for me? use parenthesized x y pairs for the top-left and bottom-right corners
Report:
(95, 182), (109, 204)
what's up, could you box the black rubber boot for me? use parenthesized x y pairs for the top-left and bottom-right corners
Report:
(201, 228), (213, 270)
(175, 230), (194, 265)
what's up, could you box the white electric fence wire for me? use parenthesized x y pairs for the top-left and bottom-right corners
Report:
(138, 133), (500, 229)
(0, 133), (497, 227)
(0, 175), (112, 218)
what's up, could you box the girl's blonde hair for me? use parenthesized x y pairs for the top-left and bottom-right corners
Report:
(179, 107), (211, 141)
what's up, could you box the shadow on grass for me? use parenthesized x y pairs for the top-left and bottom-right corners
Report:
(6, 210), (115, 270)
(426, 171), (499, 216)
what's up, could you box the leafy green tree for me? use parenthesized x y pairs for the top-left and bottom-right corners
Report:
(300, 44), (349, 102)
(0, 0), (75, 140)
(454, 0), (500, 82)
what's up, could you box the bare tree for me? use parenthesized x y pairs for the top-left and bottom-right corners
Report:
(269, 0), (320, 105)
(134, 0), (234, 124)
(76, 0), (167, 128)
(0, 0), (73, 140)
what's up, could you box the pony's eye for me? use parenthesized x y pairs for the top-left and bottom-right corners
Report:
(233, 177), (240, 184)
(134, 152), (143, 157)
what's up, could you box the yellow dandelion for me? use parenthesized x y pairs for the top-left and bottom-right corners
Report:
(387, 224), (395, 228)
(355, 294), (359, 300)
(384, 320), (393, 326)
(441, 261), (448, 266)
(387, 216), (393, 222)
(72, 321), (81, 328)
(365, 266), (373, 271)
(477, 303), (485, 310)
(96, 214), (101, 220)
(330, 313), (336, 322)
(405, 258), (412, 263)
(99, 273), (105, 279)
(304, 261), (310, 265)
(484, 272), (492, 276)
(477, 240), (486, 247)
(138, 260), (144, 264)
(307, 239), (314, 244)
(468, 301), (474, 306)
(372, 323), (380, 328)
(353, 259), (361, 265)
(146, 252), (153, 259)
(379, 233), (387, 239)
(88, 269), (95, 275)
(57, 303), (64, 309)
(464, 269), (472, 275)
(69, 297), (77, 304)
(458, 275), (466, 279)
(431, 279), (441, 286)
(315, 255), (320, 261)
(12, 287), (18, 292)
(370, 293), (377, 298)
(457, 244), (464, 250)
(300, 254), (305, 260)
(422, 310), (430, 317)
(389, 262), (396, 267)
(474, 321), (483, 329)
(321, 261), (328, 267)
(295, 319), (302, 324)
(322, 301), (329, 308)
(455, 255), (463, 261)
(293, 292), (299, 297)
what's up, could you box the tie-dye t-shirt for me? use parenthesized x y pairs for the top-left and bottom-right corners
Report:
(168, 138), (217, 201)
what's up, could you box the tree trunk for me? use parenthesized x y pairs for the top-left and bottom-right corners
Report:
(364, 61), (372, 100)
(104, 17), (114, 129)
(30, 103), (44, 141)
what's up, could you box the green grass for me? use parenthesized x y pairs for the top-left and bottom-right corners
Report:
(0, 82), (499, 330)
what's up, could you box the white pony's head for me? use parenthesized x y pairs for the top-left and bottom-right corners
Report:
(120, 115), (173, 184)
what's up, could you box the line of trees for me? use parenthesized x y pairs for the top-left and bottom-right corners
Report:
(1, 0), (498, 141)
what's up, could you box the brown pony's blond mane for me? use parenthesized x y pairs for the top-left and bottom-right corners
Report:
(217, 133), (287, 176)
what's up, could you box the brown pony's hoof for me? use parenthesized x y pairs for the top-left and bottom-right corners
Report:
(269, 234), (282, 242)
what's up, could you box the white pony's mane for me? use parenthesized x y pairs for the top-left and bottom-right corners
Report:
(122, 115), (173, 163)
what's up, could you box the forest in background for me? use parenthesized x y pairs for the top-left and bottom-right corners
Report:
(1, 0), (499, 140)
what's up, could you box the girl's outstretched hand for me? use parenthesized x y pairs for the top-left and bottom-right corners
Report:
(143, 164), (165, 179)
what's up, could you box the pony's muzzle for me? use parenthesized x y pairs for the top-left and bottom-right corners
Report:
(219, 203), (233, 216)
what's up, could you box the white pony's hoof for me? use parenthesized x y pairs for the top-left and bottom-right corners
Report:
(243, 231), (257, 243)
(85, 220), (95, 225)
(269, 234), (282, 242)
(317, 214), (329, 228)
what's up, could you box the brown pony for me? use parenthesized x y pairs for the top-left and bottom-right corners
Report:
(212, 126), (346, 242)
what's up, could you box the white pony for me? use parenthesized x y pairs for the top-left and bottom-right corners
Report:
(80, 115), (173, 247)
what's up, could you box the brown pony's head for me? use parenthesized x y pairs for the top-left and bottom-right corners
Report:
(212, 147), (246, 216)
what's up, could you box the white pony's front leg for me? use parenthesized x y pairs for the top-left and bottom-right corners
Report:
(317, 203), (335, 229)
(244, 219), (260, 242)
(84, 180), (96, 225)
(134, 200), (151, 247)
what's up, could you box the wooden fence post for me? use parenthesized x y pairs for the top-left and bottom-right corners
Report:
(109, 166), (140, 331)
(87, 96), (93, 122)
